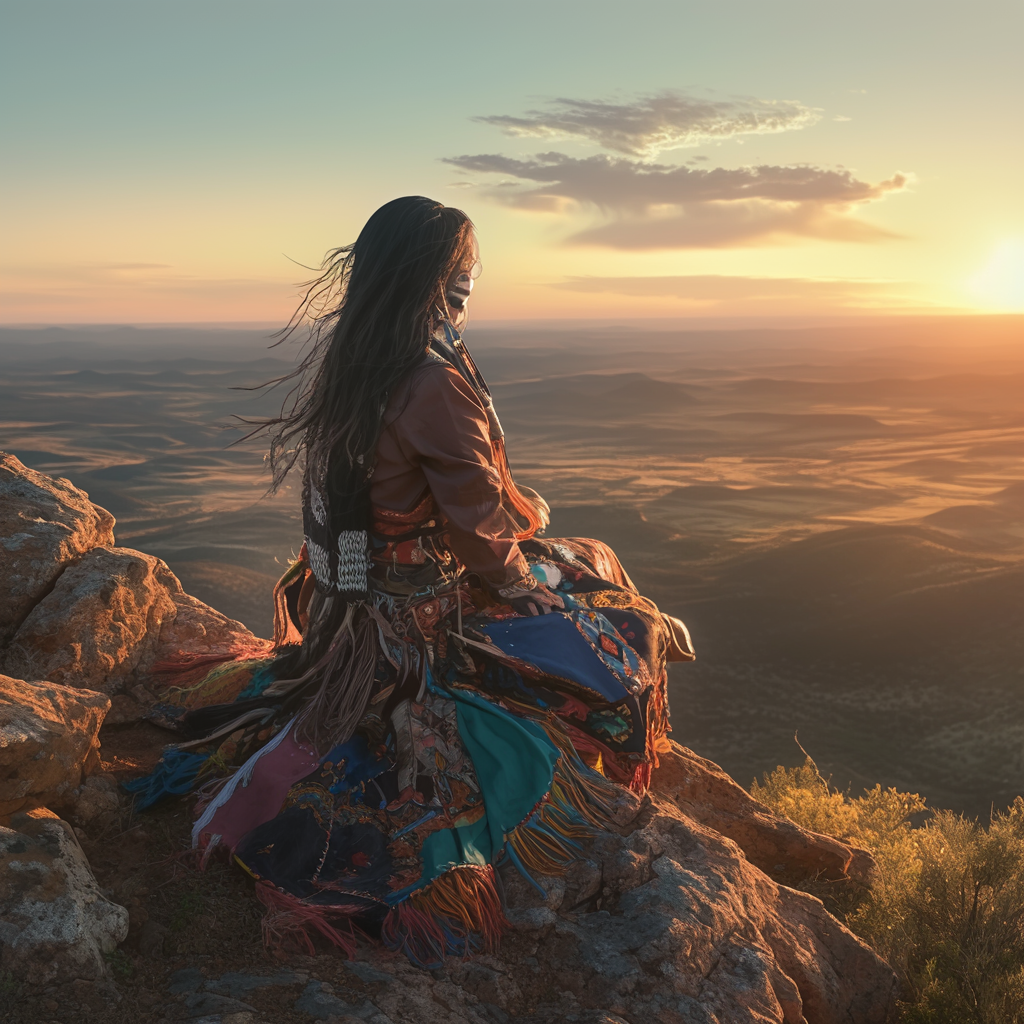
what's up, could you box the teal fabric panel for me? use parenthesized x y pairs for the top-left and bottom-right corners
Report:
(418, 813), (492, 883)
(406, 688), (559, 893)
(451, 687), (559, 859)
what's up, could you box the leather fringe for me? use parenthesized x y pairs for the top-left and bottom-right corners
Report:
(290, 601), (378, 749)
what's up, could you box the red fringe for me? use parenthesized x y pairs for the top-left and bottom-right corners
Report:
(150, 643), (273, 692)
(254, 881), (361, 958)
(380, 903), (449, 968)
(629, 761), (652, 794)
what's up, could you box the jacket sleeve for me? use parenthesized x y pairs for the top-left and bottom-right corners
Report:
(389, 363), (529, 586)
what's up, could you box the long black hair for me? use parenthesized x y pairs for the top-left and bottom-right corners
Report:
(253, 196), (476, 494)
(221, 198), (547, 750)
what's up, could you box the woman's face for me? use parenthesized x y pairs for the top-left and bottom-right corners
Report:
(445, 232), (481, 315)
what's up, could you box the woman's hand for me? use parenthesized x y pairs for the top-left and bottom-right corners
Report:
(498, 579), (565, 616)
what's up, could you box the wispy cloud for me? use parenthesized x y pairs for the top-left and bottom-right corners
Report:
(444, 151), (908, 248)
(476, 92), (820, 158)
(450, 89), (909, 250)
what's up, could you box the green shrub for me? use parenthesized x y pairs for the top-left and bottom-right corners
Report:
(752, 758), (1024, 1023)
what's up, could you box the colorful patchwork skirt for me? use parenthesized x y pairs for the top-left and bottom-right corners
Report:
(127, 522), (691, 968)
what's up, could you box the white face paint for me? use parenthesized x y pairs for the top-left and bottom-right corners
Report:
(446, 258), (482, 312)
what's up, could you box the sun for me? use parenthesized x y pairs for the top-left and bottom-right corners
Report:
(968, 240), (1024, 312)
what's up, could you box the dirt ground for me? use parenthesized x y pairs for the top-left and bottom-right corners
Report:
(1, 722), (429, 1024)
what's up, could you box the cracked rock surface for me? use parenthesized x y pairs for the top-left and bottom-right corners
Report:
(0, 452), (115, 647)
(0, 452), (269, 700)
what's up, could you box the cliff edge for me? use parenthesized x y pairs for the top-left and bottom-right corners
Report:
(0, 451), (896, 1023)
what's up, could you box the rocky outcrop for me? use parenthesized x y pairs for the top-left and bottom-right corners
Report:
(652, 741), (875, 886)
(1, 546), (264, 696)
(0, 453), (115, 646)
(0, 452), (270, 698)
(2, 546), (179, 694)
(151, 559), (272, 670)
(0, 453), (267, 994)
(104, 761), (896, 1024)
(0, 673), (109, 817)
(0, 808), (129, 985)
(520, 747), (895, 1023)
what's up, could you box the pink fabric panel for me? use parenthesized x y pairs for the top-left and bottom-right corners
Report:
(200, 733), (322, 851)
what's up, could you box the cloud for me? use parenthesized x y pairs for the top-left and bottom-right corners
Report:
(551, 274), (909, 308)
(475, 92), (820, 158)
(444, 151), (908, 248)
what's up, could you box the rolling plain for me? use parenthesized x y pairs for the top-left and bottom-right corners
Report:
(2, 316), (1020, 815)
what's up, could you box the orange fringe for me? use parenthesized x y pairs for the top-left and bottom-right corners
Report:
(272, 556), (307, 648)
(506, 758), (612, 872)
(381, 865), (507, 967)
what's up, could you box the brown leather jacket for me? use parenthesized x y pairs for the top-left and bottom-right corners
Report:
(370, 357), (529, 587)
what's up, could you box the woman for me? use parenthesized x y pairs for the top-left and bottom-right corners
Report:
(131, 196), (694, 968)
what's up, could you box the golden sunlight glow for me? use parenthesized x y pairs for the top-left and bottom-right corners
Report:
(968, 240), (1024, 311)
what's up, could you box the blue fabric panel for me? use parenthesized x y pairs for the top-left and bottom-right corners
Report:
(481, 612), (630, 703)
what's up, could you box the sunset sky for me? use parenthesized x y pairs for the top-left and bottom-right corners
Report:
(2, 0), (1022, 323)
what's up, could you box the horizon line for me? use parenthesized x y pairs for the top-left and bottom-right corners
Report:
(1, 311), (1021, 333)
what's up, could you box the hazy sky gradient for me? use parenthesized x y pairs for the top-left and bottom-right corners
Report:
(2, 0), (1022, 321)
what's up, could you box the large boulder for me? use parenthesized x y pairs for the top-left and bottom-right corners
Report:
(0, 452), (270, 699)
(150, 560), (274, 670)
(490, 790), (896, 1023)
(1, 546), (270, 697)
(0, 674), (109, 817)
(0, 808), (128, 985)
(1, 546), (178, 694)
(0, 453), (114, 646)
